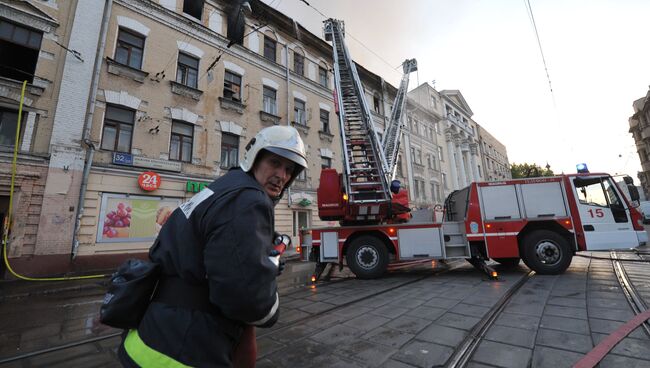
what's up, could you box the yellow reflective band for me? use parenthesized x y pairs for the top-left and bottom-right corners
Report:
(124, 329), (192, 368)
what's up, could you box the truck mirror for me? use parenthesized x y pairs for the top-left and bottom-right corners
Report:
(623, 176), (634, 185)
(628, 184), (640, 202)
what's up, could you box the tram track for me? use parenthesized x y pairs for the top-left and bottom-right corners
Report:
(257, 262), (465, 339)
(442, 270), (535, 368)
(0, 260), (467, 365)
(611, 250), (650, 337)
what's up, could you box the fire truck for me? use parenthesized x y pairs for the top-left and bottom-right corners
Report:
(299, 19), (648, 279)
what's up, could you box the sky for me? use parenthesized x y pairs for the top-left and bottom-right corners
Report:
(260, 0), (650, 181)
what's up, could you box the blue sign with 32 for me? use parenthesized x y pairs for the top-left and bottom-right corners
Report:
(112, 152), (133, 166)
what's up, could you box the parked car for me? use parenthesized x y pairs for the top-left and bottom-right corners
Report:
(638, 201), (650, 224)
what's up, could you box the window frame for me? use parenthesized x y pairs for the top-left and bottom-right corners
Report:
(263, 35), (277, 62)
(223, 70), (242, 102)
(262, 86), (277, 115)
(294, 99), (306, 125)
(0, 107), (25, 149)
(321, 156), (332, 169)
(319, 109), (330, 133)
(220, 132), (239, 169)
(169, 120), (194, 163)
(100, 105), (135, 153)
(182, 0), (204, 20)
(318, 66), (328, 87)
(115, 28), (145, 69)
(176, 52), (199, 89)
(292, 210), (310, 237)
(293, 52), (304, 76)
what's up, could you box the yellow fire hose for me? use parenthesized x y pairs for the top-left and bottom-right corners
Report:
(2, 81), (108, 281)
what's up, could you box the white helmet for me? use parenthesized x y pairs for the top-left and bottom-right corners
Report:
(240, 126), (308, 188)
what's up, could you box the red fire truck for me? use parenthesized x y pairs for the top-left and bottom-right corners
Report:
(302, 173), (647, 278)
(300, 20), (647, 279)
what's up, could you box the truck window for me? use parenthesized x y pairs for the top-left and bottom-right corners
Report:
(573, 177), (628, 223)
(603, 179), (628, 223)
(573, 177), (608, 207)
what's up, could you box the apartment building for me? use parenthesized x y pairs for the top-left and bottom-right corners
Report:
(629, 88), (650, 198)
(0, 0), (82, 275)
(69, 0), (346, 262)
(477, 124), (511, 182)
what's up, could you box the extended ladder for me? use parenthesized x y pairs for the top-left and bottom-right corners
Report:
(324, 19), (390, 206)
(382, 59), (418, 180)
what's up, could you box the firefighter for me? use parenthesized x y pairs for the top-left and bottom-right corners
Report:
(390, 180), (412, 222)
(118, 125), (307, 367)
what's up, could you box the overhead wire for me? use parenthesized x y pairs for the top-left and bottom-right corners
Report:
(524, 0), (554, 102)
(296, 0), (402, 78)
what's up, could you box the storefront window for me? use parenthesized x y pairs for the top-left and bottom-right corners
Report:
(96, 193), (181, 243)
(293, 210), (310, 237)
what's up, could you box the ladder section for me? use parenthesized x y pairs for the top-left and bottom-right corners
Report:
(382, 59), (417, 180)
(441, 221), (470, 258)
(324, 19), (390, 205)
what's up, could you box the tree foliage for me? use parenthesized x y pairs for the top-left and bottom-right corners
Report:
(510, 163), (554, 178)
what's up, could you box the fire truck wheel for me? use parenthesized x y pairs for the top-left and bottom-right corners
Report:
(493, 258), (520, 268)
(346, 236), (389, 279)
(521, 230), (572, 275)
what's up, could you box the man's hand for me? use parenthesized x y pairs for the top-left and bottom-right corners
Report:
(273, 233), (291, 249)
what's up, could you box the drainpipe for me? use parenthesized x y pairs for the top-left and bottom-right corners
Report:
(285, 43), (292, 206)
(71, 0), (112, 258)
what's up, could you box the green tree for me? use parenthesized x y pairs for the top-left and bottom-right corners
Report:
(510, 163), (554, 178)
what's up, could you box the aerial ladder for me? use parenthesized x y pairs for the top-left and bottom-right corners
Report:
(317, 19), (416, 224)
(382, 59), (418, 179)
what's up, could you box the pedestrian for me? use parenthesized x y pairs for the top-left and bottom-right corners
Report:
(118, 125), (307, 367)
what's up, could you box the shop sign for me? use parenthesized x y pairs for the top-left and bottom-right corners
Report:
(138, 171), (161, 191)
(112, 152), (182, 172)
(97, 193), (181, 243)
(186, 180), (210, 193)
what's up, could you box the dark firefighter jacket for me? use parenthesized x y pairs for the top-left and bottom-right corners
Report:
(119, 168), (280, 367)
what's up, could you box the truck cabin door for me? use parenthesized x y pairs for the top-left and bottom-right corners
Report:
(571, 176), (638, 250)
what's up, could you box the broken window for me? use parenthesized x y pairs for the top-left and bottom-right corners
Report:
(0, 19), (42, 83)
(223, 70), (242, 101)
(183, 0), (204, 20)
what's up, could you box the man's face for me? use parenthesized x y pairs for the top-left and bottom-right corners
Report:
(253, 151), (296, 198)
